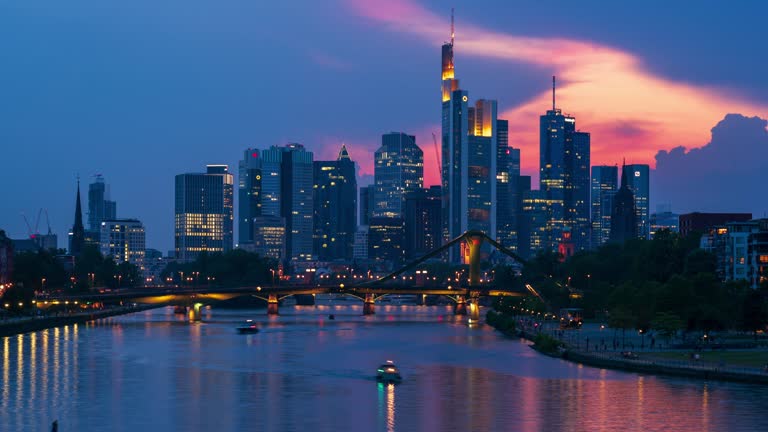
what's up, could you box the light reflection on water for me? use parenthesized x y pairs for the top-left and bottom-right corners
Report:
(1, 305), (767, 432)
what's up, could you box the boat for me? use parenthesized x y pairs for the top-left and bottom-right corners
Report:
(236, 319), (260, 334)
(376, 360), (402, 383)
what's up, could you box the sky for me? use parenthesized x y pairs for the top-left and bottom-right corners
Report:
(1, 0), (767, 252)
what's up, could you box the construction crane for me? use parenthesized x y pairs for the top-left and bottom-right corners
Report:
(431, 132), (443, 186)
(21, 208), (51, 239)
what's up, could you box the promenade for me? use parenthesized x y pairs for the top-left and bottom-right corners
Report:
(0, 304), (158, 337)
(510, 316), (768, 385)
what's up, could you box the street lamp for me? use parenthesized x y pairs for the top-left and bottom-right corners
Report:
(41, 278), (46, 291)
(639, 329), (645, 349)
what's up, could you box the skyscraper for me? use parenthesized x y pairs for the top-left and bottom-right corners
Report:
(68, 179), (86, 256)
(539, 77), (591, 252)
(239, 144), (314, 261)
(440, 15), (502, 261)
(278, 144), (314, 261)
(368, 217), (405, 264)
(497, 122), (521, 250)
(624, 164), (650, 239)
(87, 175), (117, 232)
(313, 144), (357, 261)
(175, 165), (234, 262)
(359, 184), (375, 226)
(609, 162), (637, 244)
(591, 165), (618, 248)
(100, 219), (146, 268)
(404, 186), (442, 258)
(373, 133), (424, 218)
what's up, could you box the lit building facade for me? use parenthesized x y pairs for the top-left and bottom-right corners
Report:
(522, 188), (548, 257)
(590, 165), (618, 248)
(368, 217), (405, 263)
(100, 219), (146, 268)
(175, 165), (234, 262)
(539, 79), (591, 252)
(374, 133), (423, 218)
(353, 226), (369, 260)
(279, 144), (314, 261)
(313, 144), (357, 261)
(650, 205), (679, 237)
(702, 219), (768, 288)
(624, 164), (650, 239)
(252, 216), (286, 261)
(240, 144), (314, 261)
(404, 186), (442, 259)
(440, 26), (501, 261)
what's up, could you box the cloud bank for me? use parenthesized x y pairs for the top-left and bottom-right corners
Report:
(653, 114), (768, 216)
(345, 0), (767, 184)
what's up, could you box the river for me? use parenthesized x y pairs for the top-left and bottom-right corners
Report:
(2, 302), (767, 431)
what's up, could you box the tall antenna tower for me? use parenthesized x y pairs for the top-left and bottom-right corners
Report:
(450, 7), (455, 45)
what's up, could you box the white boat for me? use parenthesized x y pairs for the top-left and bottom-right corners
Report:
(376, 360), (402, 383)
(236, 319), (260, 334)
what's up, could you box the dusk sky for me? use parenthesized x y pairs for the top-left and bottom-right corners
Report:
(1, 0), (766, 251)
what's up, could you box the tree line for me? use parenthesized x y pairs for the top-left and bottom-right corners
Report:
(495, 230), (767, 335)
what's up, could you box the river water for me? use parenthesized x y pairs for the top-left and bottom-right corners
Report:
(2, 302), (767, 431)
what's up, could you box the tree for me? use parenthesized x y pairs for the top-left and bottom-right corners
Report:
(651, 312), (684, 344)
(608, 307), (636, 348)
(740, 290), (767, 339)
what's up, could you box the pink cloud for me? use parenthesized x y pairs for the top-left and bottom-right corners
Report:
(345, 0), (767, 183)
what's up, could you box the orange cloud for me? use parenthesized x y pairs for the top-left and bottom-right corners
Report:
(346, 0), (767, 183)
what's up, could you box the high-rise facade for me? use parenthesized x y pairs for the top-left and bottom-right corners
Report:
(609, 163), (637, 244)
(624, 164), (650, 239)
(278, 144), (314, 261)
(440, 21), (502, 261)
(252, 216), (286, 261)
(239, 144), (314, 261)
(87, 175), (117, 232)
(404, 186), (442, 259)
(175, 165), (234, 262)
(313, 144), (357, 261)
(539, 78), (591, 252)
(373, 133), (423, 218)
(359, 184), (375, 226)
(100, 219), (146, 268)
(368, 217), (405, 263)
(591, 165), (618, 248)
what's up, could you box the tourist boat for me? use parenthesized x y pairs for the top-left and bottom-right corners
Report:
(376, 360), (402, 383)
(236, 319), (260, 334)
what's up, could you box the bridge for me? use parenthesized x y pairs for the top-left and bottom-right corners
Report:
(36, 231), (546, 322)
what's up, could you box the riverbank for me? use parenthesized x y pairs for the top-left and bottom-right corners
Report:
(0, 304), (160, 337)
(488, 313), (768, 385)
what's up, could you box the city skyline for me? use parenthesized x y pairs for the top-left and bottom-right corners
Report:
(1, 0), (767, 251)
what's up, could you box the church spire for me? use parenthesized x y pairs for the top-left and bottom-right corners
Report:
(70, 177), (85, 256)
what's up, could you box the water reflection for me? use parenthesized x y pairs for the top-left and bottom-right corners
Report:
(0, 306), (767, 431)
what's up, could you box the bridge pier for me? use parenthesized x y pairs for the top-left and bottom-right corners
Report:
(189, 303), (203, 322)
(454, 295), (467, 315)
(468, 300), (480, 322)
(363, 293), (375, 315)
(267, 294), (279, 315)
